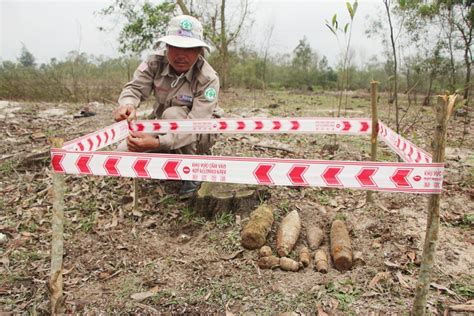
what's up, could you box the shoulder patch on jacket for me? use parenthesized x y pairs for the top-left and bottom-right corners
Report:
(204, 87), (217, 101)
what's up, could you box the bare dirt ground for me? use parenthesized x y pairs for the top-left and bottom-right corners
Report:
(0, 90), (473, 314)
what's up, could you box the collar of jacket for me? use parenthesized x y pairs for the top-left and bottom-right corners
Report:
(160, 56), (204, 83)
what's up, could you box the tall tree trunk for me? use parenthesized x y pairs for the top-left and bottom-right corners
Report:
(220, 0), (229, 89)
(455, 4), (472, 147)
(261, 24), (274, 91)
(424, 73), (434, 107)
(406, 68), (412, 108)
(70, 61), (78, 102)
(460, 48), (471, 147)
(384, 0), (400, 133)
(463, 47), (471, 102)
(446, 8), (457, 91)
(262, 51), (268, 91)
(176, 0), (190, 15)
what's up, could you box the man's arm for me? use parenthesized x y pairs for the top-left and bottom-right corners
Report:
(114, 57), (156, 122)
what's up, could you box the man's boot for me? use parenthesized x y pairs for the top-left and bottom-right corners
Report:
(179, 181), (201, 199)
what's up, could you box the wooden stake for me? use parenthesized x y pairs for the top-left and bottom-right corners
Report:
(412, 94), (456, 315)
(49, 138), (65, 314)
(367, 81), (379, 203)
(133, 178), (139, 211)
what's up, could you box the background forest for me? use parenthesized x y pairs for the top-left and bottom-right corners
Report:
(1, 0), (471, 112)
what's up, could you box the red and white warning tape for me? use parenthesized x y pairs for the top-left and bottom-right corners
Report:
(51, 150), (444, 194)
(53, 117), (443, 194)
(128, 117), (372, 135)
(378, 122), (432, 163)
(63, 121), (129, 152)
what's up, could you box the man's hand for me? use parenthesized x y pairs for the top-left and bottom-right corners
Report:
(126, 131), (160, 152)
(113, 104), (137, 122)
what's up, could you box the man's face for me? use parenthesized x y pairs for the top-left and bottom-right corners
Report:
(167, 45), (201, 74)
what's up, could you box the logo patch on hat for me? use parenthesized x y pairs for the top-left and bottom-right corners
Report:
(180, 19), (193, 31)
(204, 87), (217, 101)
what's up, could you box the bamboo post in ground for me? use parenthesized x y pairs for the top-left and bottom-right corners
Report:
(412, 94), (456, 315)
(49, 138), (65, 314)
(367, 81), (379, 203)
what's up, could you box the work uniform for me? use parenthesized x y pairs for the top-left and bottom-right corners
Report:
(117, 48), (222, 155)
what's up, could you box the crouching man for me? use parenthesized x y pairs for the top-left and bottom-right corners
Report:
(113, 15), (223, 197)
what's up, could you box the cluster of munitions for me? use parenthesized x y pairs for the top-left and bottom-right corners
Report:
(240, 205), (361, 272)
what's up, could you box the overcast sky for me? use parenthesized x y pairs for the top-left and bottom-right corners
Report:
(1, 0), (385, 66)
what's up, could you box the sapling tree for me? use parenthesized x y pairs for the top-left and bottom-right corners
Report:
(325, 0), (358, 117)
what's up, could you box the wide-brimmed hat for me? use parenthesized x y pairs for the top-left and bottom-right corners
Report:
(157, 15), (210, 52)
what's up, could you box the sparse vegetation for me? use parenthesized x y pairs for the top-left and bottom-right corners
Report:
(181, 206), (195, 222)
(0, 89), (472, 314)
(453, 275), (474, 298)
(0, 161), (17, 177)
(215, 212), (234, 229)
(460, 213), (474, 228)
(79, 212), (96, 232)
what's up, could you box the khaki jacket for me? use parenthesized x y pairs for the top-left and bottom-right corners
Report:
(118, 48), (222, 151)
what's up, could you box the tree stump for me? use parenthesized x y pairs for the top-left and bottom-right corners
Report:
(190, 182), (268, 218)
